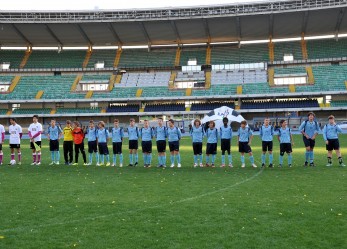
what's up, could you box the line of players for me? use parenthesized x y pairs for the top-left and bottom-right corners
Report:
(0, 112), (345, 167)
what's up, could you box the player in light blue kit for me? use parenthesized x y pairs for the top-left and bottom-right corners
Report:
(323, 115), (345, 167)
(190, 119), (204, 168)
(298, 112), (320, 167)
(111, 119), (124, 167)
(85, 120), (99, 166)
(139, 120), (154, 168)
(96, 121), (110, 166)
(277, 120), (294, 167)
(238, 120), (257, 168)
(154, 118), (167, 168)
(167, 119), (182, 168)
(47, 119), (62, 165)
(205, 121), (218, 167)
(260, 118), (274, 168)
(128, 118), (139, 167)
(220, 117), (233, 168)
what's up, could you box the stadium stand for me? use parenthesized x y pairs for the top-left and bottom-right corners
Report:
(274, 66), (307, 75)
(0, 50), (24, 69)
(273, 41), (303, 61)
(87, 50), (116, 68)
(25, 50), (85, 68)
(56, 107), (102, 114)
(80, 74), (111, 83)
(119, 72), (171, 87)
(306, 38), (347, 60)
(107, 105), (139, 113)
(179, 47), (206, 65)
(192, 84), (237, 96)
(211, 68), (267, 84)
(92, 87), (138, 99)
(0, 109), (8, 115)
(241, 99), (319, 109)
(330, 100), (347, 107)
(118, 48), (176, 68)
(141, 87), (186, 97)
(12, 108), (52, 114)
(144, 103), (185, 112)
(211, 44), (269, 64)
(242, 83), (289, 94)
(191, 102), (235, 111)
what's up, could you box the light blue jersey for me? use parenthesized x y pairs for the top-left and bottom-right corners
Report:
(167, 126), (181, 142)
(128, 126), (139, 141)
(323, 124), (342, 140)
(111, 127), (124, 143)
(190, 126), (204, 143)
(86, 127), (97, 142)
(140, 127), (154, 142)
(205, 128), (218, 143)
(96, 128), (110, 143)
(299, 120), (320, 138)
(278, 127), (292, 143)
(154, 126), (167, 141)
(47, 125), (62, 140)
(260, 125), (274, 142)
(220, 126), (232, 140)
(238, 127), (253, 142)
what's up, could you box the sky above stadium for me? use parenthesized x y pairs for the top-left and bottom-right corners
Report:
(1, 0), (271, 11)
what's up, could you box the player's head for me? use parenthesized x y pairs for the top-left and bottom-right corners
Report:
(98, 121), (105, 129)
(33, 115), (39, 123)
(51, 119), (56, 126)
(194, 119), (201, 127)
(66, 120), (71, 127)
(9, 118), (16, 125)
(280, 119), (287, 128)
(114, 119), (119, 127)
(129, 118), (135, 127)
(209, 121), (215, 128)
(144, 119), (149, 128)
(223, 117), (228, 126)
(73, 121), (80, 128)
(89, 120), (94, 129)
(157, 117), (163, 126)
(168, 119), (174, 128)
(307, 112), (315, 121)
(328, 115), (335, 124)
(264, 117), (270, 126)
(240, 120), (247, 128)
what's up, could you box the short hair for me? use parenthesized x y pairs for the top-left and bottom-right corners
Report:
(51, 119), (56, 122)
(194, 119), (201, 126)
(328, 115), (335, 120)
(33, 115), (39, 119)
(129, 118), (135, 122)
(223, 117), (229, 123)
(114, 119), (119, 122)
(280, 119), (286, 125)
(264, 117), (270, 121)
(240, 120), (247, 125)
(89, 120), (94, 124)
(307, 112), (315, 117)
(144, 119), (148, 122)
(10, 117), (16, 122)
(209, 121), (215, 127)
(73, 121), (80, 127)
(157, 117), (163, 121)
(169, 119), (174, 124)
(66, 120), (71, 124)
(98, 121), (105, 127)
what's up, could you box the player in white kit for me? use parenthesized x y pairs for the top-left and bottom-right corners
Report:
(0, 122), (5, 165)
(28, 115), (43, 165)
(8, 118), (22, 165)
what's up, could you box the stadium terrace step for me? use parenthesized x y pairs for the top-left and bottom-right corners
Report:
(35, 90), (44, 99)
(136, 88), (143, 97)
(113, 48), (122, 67)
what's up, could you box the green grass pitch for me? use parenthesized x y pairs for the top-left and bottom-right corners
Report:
(0, 135), (346, 249)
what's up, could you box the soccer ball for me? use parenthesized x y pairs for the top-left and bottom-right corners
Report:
(10, 160), (16, 165)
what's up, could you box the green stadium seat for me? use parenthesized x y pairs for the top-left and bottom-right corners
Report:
(25, 50), (85, 68)
(0, 50), (24, 69)
(87, 50), (116, 68)
(180, 47), (206, 66)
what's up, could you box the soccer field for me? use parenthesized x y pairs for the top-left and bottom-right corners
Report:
(0, 135), (346, 249)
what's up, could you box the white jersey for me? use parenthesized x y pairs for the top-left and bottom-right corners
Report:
(28, 122), (43, 142)
(0, 124), (5, 143)
(9, 124), (22, 144)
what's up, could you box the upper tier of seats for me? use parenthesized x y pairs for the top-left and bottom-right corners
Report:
(180, 47), (206, 66)
(25, 50), (85, 68)
(87, 50), (115, 68)
(273, 41), (302, 61)
(119, 72), (170, 87)
(0, 50), (23, 69)
(212, 69), (267, 84)
(330, 100), (347, 107)
(306, 38), (347, 60)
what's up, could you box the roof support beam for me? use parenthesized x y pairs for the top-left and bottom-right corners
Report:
(75, 24), (93, 46)
(138, 22), (151, 47)
(11, 24), (32, 46)
(203, 19), (211, 44)
(269, 14), (274, 39)
(107, 23), (123, 46)
(170, 20), (182, 45)
(301, 11), (309, 35)
(334, 8), (346, 39)
(45, 24), (63, 47)
(235, 16), (242, 42)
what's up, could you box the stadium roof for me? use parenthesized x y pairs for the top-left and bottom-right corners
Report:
(0, 0), (346, 47)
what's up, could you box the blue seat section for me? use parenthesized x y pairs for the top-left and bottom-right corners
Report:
(241, 99), (319, 109)
(144, 103), (185, 112)
(107, 105), (139, 113)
